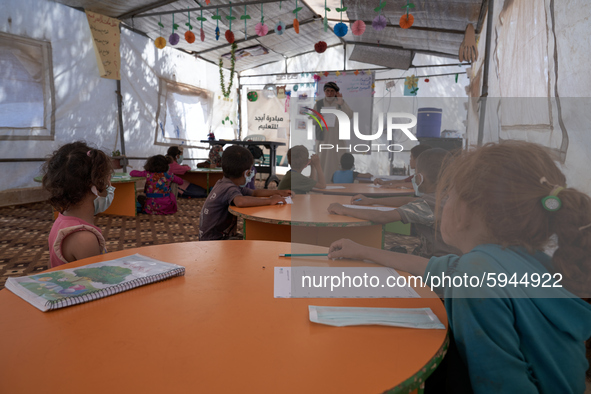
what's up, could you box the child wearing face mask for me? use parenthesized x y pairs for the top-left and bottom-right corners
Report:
(166, 146), (207, 198)
(42, 142), (113, 268)
(328, 148), (461, 257)
(199, 145), (291, 241)
(374, 144), (432, 188)
(130, 155), (183, 215)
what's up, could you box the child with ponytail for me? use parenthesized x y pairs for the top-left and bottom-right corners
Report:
(328, 141), (591, 393)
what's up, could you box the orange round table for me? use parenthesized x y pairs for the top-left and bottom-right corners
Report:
(229, 194), (384, 248)
(0, 241), (448, 394)
(313, 183), (415, 197)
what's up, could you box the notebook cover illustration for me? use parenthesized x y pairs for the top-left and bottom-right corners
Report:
(5, 254), (185, 311)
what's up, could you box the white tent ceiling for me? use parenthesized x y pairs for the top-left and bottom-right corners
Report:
(51, 0), (486, 71)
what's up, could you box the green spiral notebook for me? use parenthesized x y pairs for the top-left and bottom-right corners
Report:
(5, 254), (185, 312)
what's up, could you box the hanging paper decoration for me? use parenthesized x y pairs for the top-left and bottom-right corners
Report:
(197, 9), (207, 42)
(256, 4), (269, 36)
(323, 0), (330, 32)
(424, 77), (430, 83)
(352, 20), (366, 36)
(313, 74), (321, 82)
(256, 23), (269, 36)
(314, 41), (327, 53)
(335, 71), (341, 76)
(155, 36), (166, 49)
(354, 70), (359, 75)
(334, 0), (348, 37)
(205, 0), (210, 4)
(372, 0), (388, 31)
(275, 21), (286, 35)
(404, 74), (419, 96)
(323, 71), (329, 77)
(372, 15), (387, 31)
(219, 43), (237, 98)
(225, 2), (236, 44)
(400, 0), (415, 29)
(169, 13), (180, 45)
(155, 16), (166, 49)
(247, 91), (258, 102)
(240, 6), (251, 40)
(212, 8), (221, 40)
(185, 8), (195, 43)
(277, 85), (286, 99)
(293, 0), (302, 34)
(293, 84), (299, 92)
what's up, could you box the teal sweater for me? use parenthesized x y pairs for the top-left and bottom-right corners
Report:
(426, 244), (591, 393)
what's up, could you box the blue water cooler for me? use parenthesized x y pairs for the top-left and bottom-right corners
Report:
(416, 108), (442, 138)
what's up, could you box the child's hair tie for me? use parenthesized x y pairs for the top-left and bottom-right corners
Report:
(579, 223), (591, 231)
(87, 150), (92, 157)
(540, 176), (564, 212)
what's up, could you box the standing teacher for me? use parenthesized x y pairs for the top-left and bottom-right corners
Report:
(314, 82), (354, 183)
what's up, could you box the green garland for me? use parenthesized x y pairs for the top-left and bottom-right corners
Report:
(219, 43), (237, 98)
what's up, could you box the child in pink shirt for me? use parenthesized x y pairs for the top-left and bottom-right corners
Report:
(42, 142), (113, 268)
(131, 155), (183, 215)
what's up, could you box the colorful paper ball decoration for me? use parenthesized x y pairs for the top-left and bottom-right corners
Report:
(169, 33), (180, 45)
(293, 85), (298, 91)
(314, 41), (328, 53)
(247, 91), (258, 102)
(275, 21), (285, 35)
(215, 27), (220, 40)
(424, 78), (429, 83)
(293, 19), (300, 34)
(255, 22), (269, 36)
(400, 14), (414, 29)
(185, 31), (196, 43)
(154, 37), (166, 49)
(200, 29), (205, 41)
(352, 20), (366, 36)
(334, 22), (348, 37)
(372, 15), (387, 31)
(225, 30), (235, 43)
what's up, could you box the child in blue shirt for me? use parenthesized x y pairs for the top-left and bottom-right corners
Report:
(331, 153), (372, 183)
(328, 141), (591, 393)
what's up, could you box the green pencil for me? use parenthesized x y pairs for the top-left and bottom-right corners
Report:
(279, 253), (329, 257)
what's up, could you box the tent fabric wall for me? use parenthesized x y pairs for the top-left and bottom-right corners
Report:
(466, 0), (591, 196)
(0, 0), (238, 193)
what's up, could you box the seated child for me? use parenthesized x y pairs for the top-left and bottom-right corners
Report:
(166, 146), (207, 198)
(278, 145), (326, 194)
(199, 146), (291, 240)
(331, 153), (372, 183)
(328, 148), (461, 257)
(197, 144), (223, 168)
(42, 142), (112, 268)
(131, 155), (183, 215)
(374, 144), (432, 188)
(328, 141), (591, 393)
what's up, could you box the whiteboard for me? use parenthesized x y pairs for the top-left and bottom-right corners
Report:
(316, 71), (375, 146)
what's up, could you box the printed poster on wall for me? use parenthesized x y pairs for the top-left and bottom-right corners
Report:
(85, 10), (121, 80)
(246, 90), (290, 158)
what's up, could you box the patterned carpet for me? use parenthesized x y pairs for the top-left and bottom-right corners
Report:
(0, 181), (420, 290)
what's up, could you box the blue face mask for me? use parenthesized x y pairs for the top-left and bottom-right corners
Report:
(412, 173), (424, 197)
(240, 169), (255, 187)
(91, 185), (115, 215)
(177, 155), (183, 165)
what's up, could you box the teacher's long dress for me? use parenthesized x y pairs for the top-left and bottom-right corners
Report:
(313, 99), (354, 183)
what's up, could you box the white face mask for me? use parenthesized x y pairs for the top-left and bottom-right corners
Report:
(412, 173), (424, 197)
(240, 169), (255, 187)
(177, 155), (183, 165)
(91, 185), (115, 215)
